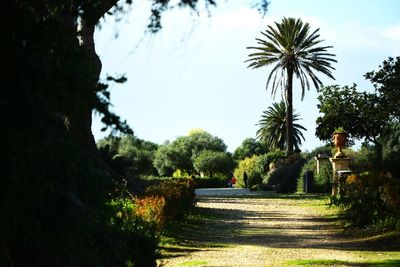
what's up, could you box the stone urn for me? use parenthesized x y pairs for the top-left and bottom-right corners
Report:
(333, 128), (347, 158)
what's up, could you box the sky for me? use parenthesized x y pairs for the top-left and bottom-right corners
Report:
(93, 0), (400, 153)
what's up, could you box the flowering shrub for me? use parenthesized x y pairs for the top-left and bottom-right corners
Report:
(145, 178), (196, 221)
(333, 172), (400, 226)
(134, 196), (166, 229)
(107, 197), (158, 266)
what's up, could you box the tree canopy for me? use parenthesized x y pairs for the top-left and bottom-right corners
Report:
(316, 57), (400, 146)
(316, 56), (400, 172)
(233, 138), (269, 161)
(193, 150), (235, 177)
(97, 134), (159, 177)
(153, 130), (229, 176)
(315, 84), (387, 145)
(365, 56), (400, 120)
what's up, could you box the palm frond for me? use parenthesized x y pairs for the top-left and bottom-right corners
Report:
(246, 17), (336, 97)
(256, 101), (307, 150)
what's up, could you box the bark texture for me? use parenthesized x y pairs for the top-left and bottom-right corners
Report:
(286, 67), (294, 153)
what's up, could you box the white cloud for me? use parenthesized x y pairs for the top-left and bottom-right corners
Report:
(382, 25), (400, 41)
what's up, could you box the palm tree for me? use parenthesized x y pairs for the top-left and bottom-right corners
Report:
(256, 101), (306, 151)
(246, 17), (336, 153)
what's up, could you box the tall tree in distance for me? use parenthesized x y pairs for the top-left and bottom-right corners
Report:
(246, 17), (336, 153)
(233, 138), (268, 161)
(256, 101), (306, 151)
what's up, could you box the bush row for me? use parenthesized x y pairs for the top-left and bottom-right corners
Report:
(332, 172), (400, 227)
(234, 151), (287, 189)
(106, 177), (196, 266)
(143, 175), (227, 189)
(144, 178), (196, 225)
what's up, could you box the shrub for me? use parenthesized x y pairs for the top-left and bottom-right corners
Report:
(349, 145), (376, 174)
(134, 196), (167, 229)
(108, 197), (158, 267)
(234, 155), (262, 188)
(297, 159), (316, 192)
(0, 129), (159, 267)
(297, 159), (332, 193)
(332, 172), (400, 226)
(234, 151), (287, 189)
(267, 158), (306, 193)
(254, 150), (286, 176)
(145, 178), (195, 221)
(315, 162), (333, 192)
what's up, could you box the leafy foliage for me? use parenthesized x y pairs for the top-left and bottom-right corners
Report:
(316, 56), (400, 158)
(134, 196), (167, 229)
(97, 134), (159, 178)
(297, 158), (332, 193)
(153, 130), (228, 176)
(264, 155), (306, 193)
(331, 139), (400, 227)
(381, 123), (400, 178)
(316, 84), (387, 145)
(254, 150), (287, 176)
(365, 56), (400, 120)
(246, 17), (336, 98)
(332, 172), (400, 226)
(233, 138), (268, 161)
(107, 197), (159, 267)
(230, 150), (288, 190)
(145, 178), (196, 221)
(193, 150), (235, 177)
(256, 101), (306, 151)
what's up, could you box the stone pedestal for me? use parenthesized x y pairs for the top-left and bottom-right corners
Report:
(329, 157), (351, 195)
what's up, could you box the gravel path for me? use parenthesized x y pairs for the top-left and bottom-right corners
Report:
(160, 195), (400, 267)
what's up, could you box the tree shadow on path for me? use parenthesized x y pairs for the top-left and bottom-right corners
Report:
(161, 195), (400, 262)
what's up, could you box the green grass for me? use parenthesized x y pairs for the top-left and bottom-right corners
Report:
(179, 260), (208, 266)
(286, 259), (400, 266)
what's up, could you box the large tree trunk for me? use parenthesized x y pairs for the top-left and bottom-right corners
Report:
(74, 18), (102, 153)
(286, 68), (294, 153)
(65, 1), (117, 154)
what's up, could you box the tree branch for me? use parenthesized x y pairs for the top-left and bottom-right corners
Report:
(82, 0), (119, 26)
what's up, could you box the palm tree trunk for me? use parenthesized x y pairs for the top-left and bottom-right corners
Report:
(286, 68), (294, 153)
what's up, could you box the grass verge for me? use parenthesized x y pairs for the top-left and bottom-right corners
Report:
(286, 259), (400, 266)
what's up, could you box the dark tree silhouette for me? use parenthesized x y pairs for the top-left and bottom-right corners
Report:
(0, 1), (270, 265)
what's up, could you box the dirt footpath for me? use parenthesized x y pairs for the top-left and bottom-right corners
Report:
(161, 196), (400, 267)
